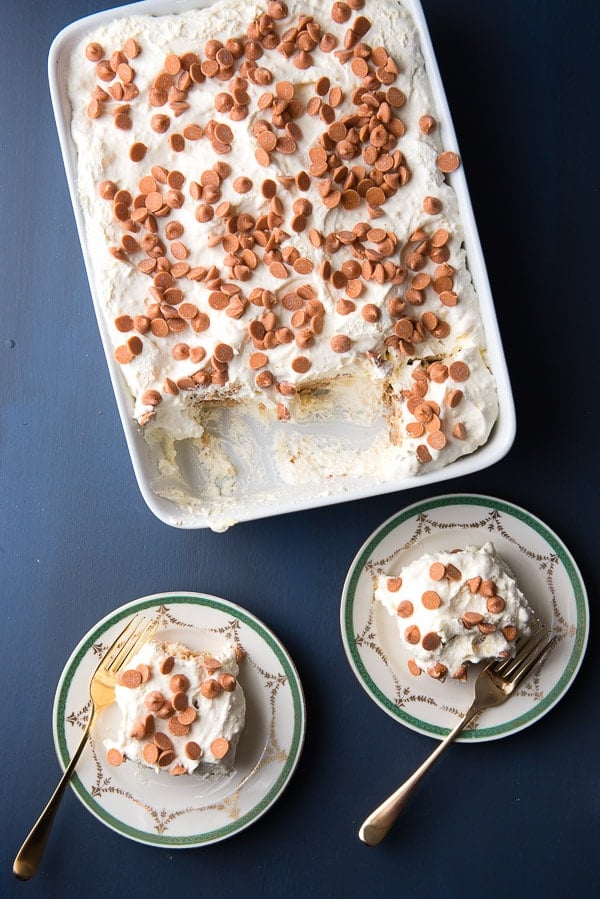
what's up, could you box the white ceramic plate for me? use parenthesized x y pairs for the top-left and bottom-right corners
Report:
(48, 0), (515, 530)
(53, 593), (306, 847)
(341, 494), (589, 741)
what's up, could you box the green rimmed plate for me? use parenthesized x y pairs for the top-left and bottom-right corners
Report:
(341, 494), (588, 742)
(53, 593), (305, 847)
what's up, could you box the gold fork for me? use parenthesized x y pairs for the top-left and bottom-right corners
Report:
(13, 614), (158, 880)
(359, 621), (552, 846)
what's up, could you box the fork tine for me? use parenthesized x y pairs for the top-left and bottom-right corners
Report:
(491, 621), (547, 677)
(105, 617), (158, 673)
(503, 636), (552, 690)
(98, 615), (140, 671)
(499, 623), (548, 679)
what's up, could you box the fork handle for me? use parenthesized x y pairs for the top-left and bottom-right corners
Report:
(358, 701), (479, 846)
(13, 713), (95, 881)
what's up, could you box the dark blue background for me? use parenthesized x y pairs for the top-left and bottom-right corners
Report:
(2, 1), (598, 897)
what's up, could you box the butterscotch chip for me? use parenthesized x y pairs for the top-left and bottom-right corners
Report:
(405, 625), (420, 645)
(169, 133), (185, 152)
(275, 80), (294, 100)
(386, 576), (402, 592)
(144, 690), (165, 711)
(114, 112), (132, 131)
(140, 714), (154, 737)
(487, 595), (506, 614)
(114, 314), (133, 333)
(87, 99), (103, 119)
(446, 389), (463, 408)
(158, 750), (176, 767)
(422, 590), (441, 610)
(182, 123), (203, 140)
(407, 659), (422, 677)
(427, 430), (446, 450)
(269, 261), (288, 279)
(117, 62), (134, 83)
(462, 611), (483, 626)
(106, 747), (124, 766)
(450, 664), (468, 682)
(365, 186), (386, 207)
(427, 662), (448, 679)
(184, 741), (202, 760)
(170, 764), (187, 776)
(481, 579), (497, 597)
(218, 673), (236, 692)
(168, 717), (190, 737)
(437, 151), (461, 173)
(123, 37), (140, 59)
(233, 176), (253, 193)
(171, 690), (188, 712)
(320, 32), (338, 52)
(332, 1), (352, 22)
(153, 732), (173, 753)
(453, 422), (467, 439)
(114, 345), (134, 364)
(210, 737), (230, 760)
(200, 678), (221, 699)
(119, 669), (142, 689)
(445, 563), (461, 580)
(291, 356), (311, 373)
(160, 656), (175, 674)
(429, 562), (446, 581)
(142, 743), (159, 765)
(85, 42), (104, 61)
(330, 334), (352, 353)
(418, 114), (436, 134)
(466, 576), (481, 594)
(384, 86), (404, 107)
(448, 361), (470, 381)
(255, 370), (274, 388)
(142, 390), (162, 406)
(422, 631), (441, 651)
(178, 706), (197, 726)
(423, 195), (442, 215)
(351, 56), (369, 77)
(406, 421), (424, 437)
(502, 625), (518, 642)
(129, 720), (146, 741)
(249, 352), (268, 369)
(397, 600), (413, 618)
(136, 663), (151, 683)
(169, 673), (189, 693)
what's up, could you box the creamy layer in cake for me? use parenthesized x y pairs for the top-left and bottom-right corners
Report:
(67, 0), (499, 497)
(375, 542), (535, 680)
(104, 639), (246, 775)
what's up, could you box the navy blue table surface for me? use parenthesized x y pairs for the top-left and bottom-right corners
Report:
(2, 1), (599, 896)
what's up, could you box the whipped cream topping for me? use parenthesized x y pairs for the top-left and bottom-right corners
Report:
(105, 639), (246, 775)
(375, 542), (535, 680)
(67, 0), (499, 517)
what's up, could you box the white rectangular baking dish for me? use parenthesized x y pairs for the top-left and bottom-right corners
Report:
(48, 0), (515, 530)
